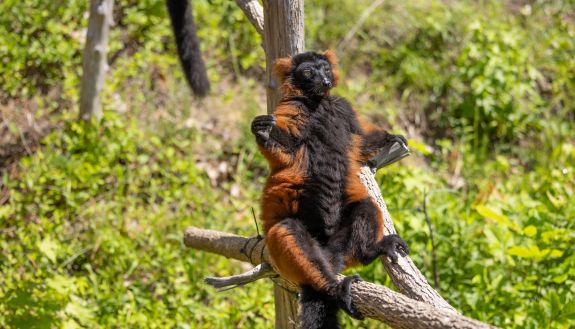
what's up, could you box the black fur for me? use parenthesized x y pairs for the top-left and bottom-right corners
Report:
(292, 96), (358, 242)
(166, 0), (210, 97)
(361, 131), (408, 159)
(300, 286), (340, 329)
(290, 53), (335, 96)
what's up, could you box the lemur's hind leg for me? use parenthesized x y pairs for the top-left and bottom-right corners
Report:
(337, 198), (409, 266)
(266, 218), (365, 326)
(266, 218), (337, 291)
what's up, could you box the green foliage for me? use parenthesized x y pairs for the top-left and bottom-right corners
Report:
(0, 0), (263, 102)
(1, 0), (575, 328)
(376, 140), (575, 328)
(0, 0), (87, 99)
(333, 0), (575, 152)
(0, 116), (273, 328)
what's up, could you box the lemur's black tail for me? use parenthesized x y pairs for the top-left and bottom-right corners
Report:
(300, 286), (340, 329)
(166, 0), (210, 97)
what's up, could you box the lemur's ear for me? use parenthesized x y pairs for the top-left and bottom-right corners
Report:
(323, 49), (338, 66)
(323, 49), (340, 87)
(273, 57), (293, 83)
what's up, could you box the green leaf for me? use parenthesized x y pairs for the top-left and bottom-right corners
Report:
(560, 300), (575, 320)
(476, 205), (515, 229)
(553, 274), (568, 284)
(37, 237), (59, 263)
(549, 249), (564, 258)
(523, 225), (537, 237)
(47, 275), (75, 296)
(65, 296), (95, 325)
(507, 245), (547, 259)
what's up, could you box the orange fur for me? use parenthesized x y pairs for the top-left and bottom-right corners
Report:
(261, 146), (307, 231)
(273, 57), (292, 83)
(345, 135), (369, 203)
(257, 102), (308, 171)
(274, 103), (307, 136)
(358, 116), (380, 134)
(266, 224), (329, 290)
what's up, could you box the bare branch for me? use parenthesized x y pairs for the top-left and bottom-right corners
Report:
(204, 263), (276, 291)
(183, 227), (499, 329)
(235, 0), (264, 36)
(79, 0), (114, 121)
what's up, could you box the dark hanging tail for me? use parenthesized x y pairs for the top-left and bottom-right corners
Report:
(299, 285), (340, 329)
(166, 0), (210, 97)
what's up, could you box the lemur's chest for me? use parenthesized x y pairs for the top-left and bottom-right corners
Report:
(302, 98), (356, 177)
(306, 99), (354, 151)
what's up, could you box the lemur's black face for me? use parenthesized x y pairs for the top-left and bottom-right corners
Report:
(291, 52), (335, 96)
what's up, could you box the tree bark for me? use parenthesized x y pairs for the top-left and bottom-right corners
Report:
(359, 166), (456, 312)
(183, 227), (499, 329)
(79, 0), (114, 121)
(235, 0), (265, 36)
(263, 0), (305, 113)
(261, 1), (305, 327)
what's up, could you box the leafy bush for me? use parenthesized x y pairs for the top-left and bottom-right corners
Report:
(1, 0), (575, 328)
(0, 0), (87, 100)
(0, 115), (273, 328)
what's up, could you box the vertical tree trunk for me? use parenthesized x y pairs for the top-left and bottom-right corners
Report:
(263, 0), (305, 114)
(262, 1), (304, 327)
(79, 0), (114, 121)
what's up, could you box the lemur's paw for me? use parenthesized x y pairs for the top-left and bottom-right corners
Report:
(380, 234), (410, 264)
(338, 275), (364, 320)
(251, 115), (276, 143)
(387, 134), (408, 146)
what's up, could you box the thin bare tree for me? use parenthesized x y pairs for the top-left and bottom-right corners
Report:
(79, 0), (114, 121)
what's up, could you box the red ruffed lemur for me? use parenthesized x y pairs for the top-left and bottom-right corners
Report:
(251, 50), (410, 328)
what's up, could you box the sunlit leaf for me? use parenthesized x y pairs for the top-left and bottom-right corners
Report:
(37, 237), (59, 263)
(523, 225), (537, 237)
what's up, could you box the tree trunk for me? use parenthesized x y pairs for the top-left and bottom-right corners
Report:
(79, 0), (114, 121)
(262, 0), (305, 327)
(263, 0), (305, 114)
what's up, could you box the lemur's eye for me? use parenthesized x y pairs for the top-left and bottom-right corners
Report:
(303, 70), (312, 78)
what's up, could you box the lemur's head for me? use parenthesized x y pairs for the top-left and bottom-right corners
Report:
(274, 50), (340, 97)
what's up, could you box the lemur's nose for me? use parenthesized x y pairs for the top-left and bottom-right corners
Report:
(323, 79), (332, 88)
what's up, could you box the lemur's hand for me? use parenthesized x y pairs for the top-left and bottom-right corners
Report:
(380, 234), (410, 264)
(251, 115), (276, 145)
(386, 133), (408, 146)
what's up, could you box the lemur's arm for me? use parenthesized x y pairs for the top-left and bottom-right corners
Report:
(357, 117), (407, 162)
(251, 102), (305, 169)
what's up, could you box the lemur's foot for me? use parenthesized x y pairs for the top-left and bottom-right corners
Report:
(380, 234), (410, 263)
(337, 274), (364, 320)
(389, 133), (408, 146)
(251, 115), (275, 144)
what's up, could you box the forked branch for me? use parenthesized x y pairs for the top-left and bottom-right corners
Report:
(183, 226), (497, 329)
(234, 0), (264, 36)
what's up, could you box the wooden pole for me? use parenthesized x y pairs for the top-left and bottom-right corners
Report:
(262, 0), (305, 327)
(79, 0), (114, 121)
